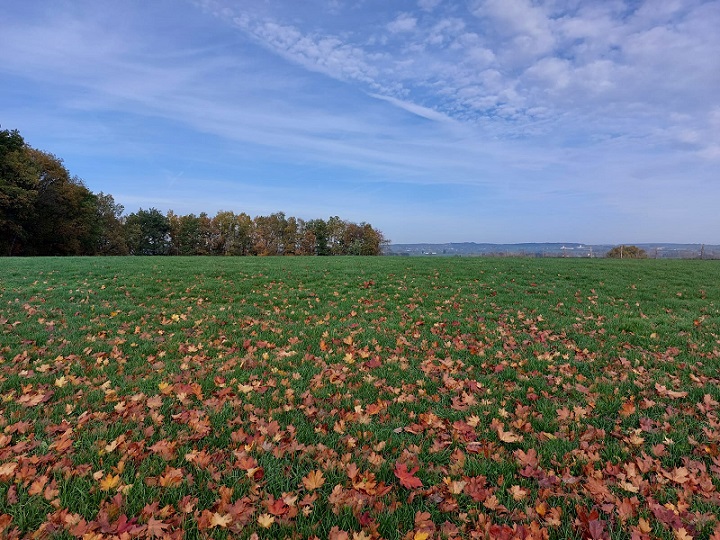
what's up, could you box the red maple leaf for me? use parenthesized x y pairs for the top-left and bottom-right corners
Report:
(394, 462), (423, 489)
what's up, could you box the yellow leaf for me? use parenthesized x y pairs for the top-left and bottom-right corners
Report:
(99, 474), (121, 491)
(638, 518), (652, 534)
(413, 532), (430, 540)
(257, 513), (275, 528)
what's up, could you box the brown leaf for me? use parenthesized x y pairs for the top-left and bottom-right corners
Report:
(514, 448), (538, 468)
(145, 517), (170, 538)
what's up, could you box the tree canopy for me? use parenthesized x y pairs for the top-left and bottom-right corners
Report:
(606, 245), (648, 259)
(0, 127), (388, 256)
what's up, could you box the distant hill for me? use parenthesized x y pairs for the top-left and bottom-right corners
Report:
(386, 242), (720, 259)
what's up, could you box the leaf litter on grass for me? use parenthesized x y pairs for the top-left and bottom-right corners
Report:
(0, 257), (719, 539)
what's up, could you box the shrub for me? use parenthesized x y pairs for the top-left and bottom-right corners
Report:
(606, 245), (648, 259)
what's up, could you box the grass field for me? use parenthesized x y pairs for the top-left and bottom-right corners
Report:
(1, 256), (719, 540)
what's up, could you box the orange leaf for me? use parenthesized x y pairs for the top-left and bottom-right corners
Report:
(159, 467), (183, 488)
(302, 470), (326, 491)
(99, 474), (121, 491)
(619, 400), (636, 418)
(394, 462), (423, 489)
(267, 497), (289, 516)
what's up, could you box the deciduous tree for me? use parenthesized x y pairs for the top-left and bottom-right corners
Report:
(125, 208), (171, 255)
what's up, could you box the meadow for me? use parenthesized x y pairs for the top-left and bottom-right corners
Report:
(0, 256), (719, 540)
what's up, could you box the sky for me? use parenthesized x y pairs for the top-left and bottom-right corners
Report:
(1, 0), (719, 244)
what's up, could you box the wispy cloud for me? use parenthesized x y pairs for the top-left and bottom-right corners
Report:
(1, 0), (718, 243)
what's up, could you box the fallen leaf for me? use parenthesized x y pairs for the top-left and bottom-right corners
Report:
(210, 513), (232, 528)
(257, 513), (275, 528)
(302, 470), (326, 491)
(99, 474), (121, 491)
(394, 462), (423, 489)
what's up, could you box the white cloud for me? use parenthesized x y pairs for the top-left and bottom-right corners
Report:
(387, 13), (417, 33)
(418, 0), (442, 11)
(231, 16), (381, 86)
(472, 0), (555, 58)
(368, 93), (456, 123)
(3, 0), (720, 243)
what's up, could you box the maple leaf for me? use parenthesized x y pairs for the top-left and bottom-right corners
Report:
(302, 470), (326, 491)
(637, 518), (652, 534)
(0, 462), (18, 482)
(257, 513), (275, 528)
(329, 527), (350, 540)
(545, 507), (563, 527)
(414, 510), (435, 532)
(145, 517), (170, 538)
(158, 467), (183, 488)
(115, 514), (142, 534)
(509, 485), (529, 501)
(148, 440), (176, 460)
(178, 495), (198, 514)
(497, 426), (523, 443)
(28, 475), (48, 496)
(99, 474), (121, 491)
(209, 512), (232, 528)
(674, 529), (693, 540)
(394, 462), (423, 489)
(587, 519), (609, 540)
(618, 399), (636, 418)
(444, 477), (466, 494)
(514, 448), (538, 468)
(655, 383), (688, 399)
(267, 497), (289, 516)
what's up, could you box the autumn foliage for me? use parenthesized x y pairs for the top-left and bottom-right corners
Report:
(0, 256), (719, 539)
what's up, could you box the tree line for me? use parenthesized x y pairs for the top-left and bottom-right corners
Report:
(1, 128), (387, 256)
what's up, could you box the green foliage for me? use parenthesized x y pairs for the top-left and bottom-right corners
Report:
(95, 193), (128, 255)
(124, 208), (171, 255)
(606, 245), (648, 259)
(0, 129), (101, 256)
(0, 127), (387, 257)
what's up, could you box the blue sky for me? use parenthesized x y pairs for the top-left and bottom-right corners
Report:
(1, 0), (718, 244)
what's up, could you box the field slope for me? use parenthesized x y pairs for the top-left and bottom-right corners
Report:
(1, 257), (719, 539)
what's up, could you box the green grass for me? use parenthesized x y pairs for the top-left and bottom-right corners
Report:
(1, 256), (719, 539)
